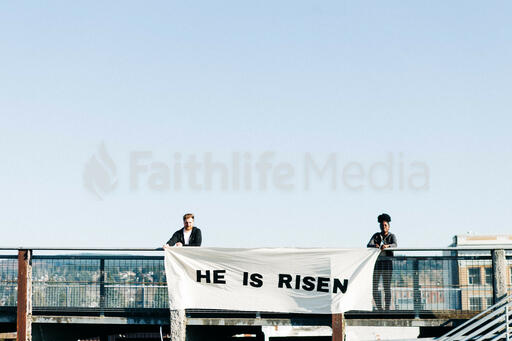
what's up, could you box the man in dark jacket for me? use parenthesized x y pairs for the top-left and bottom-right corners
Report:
(164, 213), (202, 247)
(367, 213), (397, 311)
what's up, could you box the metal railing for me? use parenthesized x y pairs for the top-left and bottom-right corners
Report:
(374, 253), (496, 314)
(0, 255), (17, 307)
(437, 294), (512, 340)
(1, 247), (512, 315)
(31, 255), (168, 312)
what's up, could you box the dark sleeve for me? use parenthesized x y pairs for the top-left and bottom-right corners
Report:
(367, 233), (379, 248)
(166, 231), (180, 246)
(190, 228), (202, 246)
(387, 233), (397, 248)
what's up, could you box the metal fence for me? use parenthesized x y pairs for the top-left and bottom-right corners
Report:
(0, 255), (17, 307)
(375, 254), (496, 313)
(1, 249), (512, 314)
(31, 255), (168, 312)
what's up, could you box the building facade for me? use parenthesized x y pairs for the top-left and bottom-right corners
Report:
(450, 234), (512, 310)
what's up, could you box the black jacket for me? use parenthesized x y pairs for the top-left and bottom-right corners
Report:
(367, 232), (397, 256)
(166, 227), (202, 246)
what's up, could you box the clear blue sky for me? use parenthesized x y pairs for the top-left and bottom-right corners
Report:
(1, 1), (511, 248)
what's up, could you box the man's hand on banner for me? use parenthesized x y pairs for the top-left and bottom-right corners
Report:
(163, 243), (183, 249)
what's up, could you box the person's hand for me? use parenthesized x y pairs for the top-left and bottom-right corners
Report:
(163, 244), (170, 249)
(380, 244), (389, 250)
(175, 242), (183, 247)
(375, 244), (380, 248)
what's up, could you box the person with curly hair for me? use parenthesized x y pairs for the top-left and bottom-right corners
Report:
(367, 213), (397, 311)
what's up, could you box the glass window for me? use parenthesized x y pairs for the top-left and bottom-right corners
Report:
(485, 267), (492, 285)
(486, 297), (493, 308)
(469, 297), (482, 311)
(468, 268), (481, 285)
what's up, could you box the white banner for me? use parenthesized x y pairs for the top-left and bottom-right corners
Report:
(164, 247), (380, 314)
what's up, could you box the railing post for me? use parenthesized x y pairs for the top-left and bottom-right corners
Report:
(492, 249), (507, 304)
(332, 313), (344, 341)
(17, 249), (32, 341)
(506, 304), (509, 341)
(99, 258), (105, 316)
(413, 259), (421, 318)
(170, 309), (186, 341)
(141, 284), (145, 309)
